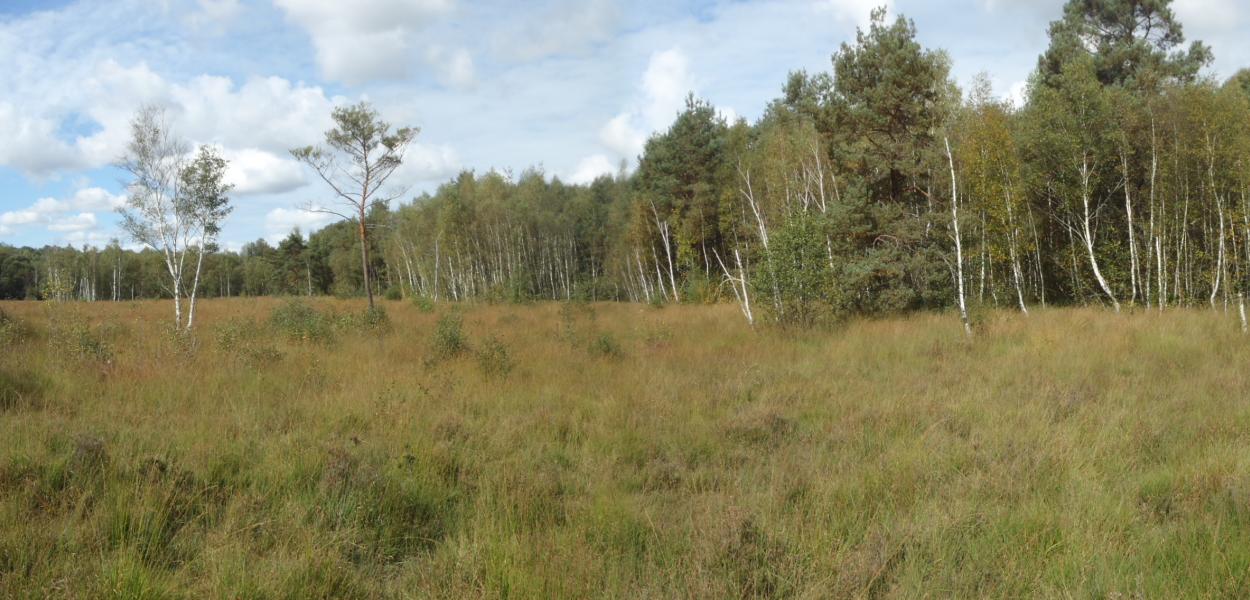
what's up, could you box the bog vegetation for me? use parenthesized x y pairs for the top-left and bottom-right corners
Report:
(3, 299), (1250, 598)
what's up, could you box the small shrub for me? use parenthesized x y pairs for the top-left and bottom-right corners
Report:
(269, 299), (333, 343)
(47, 311), (113, 364)
(362, 306), (391, 331)
(475, 336), (513, 377)
(239, 343), (284, 369)
(430, 314), (468, 360)
(383, 286), (403, 301)
(334, 306), (392, 335)
(411, 295), (435, 313)
(213, 317), (259, 352)
(588, 333), (623, 359)
(163, 329), (200, 360)
(0, 309), (30, 347)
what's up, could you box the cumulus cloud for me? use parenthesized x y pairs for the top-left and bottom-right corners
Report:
(273, 0), (464, 86)
(0, 103), (87, 175)
(592, 48), (695, 164)
(599, 114), (647, 160)
(0, 58), (341, 181)
(0, 187), (123, 241)
(47, 212), (98, 233)
(640, 48), (694, 130)
(221, 148), (307, 196)
(393, 143), (462, 186)
(265, 206), (336, 240)
(568, 154), (616, 185)
(816, 0), (890, 27)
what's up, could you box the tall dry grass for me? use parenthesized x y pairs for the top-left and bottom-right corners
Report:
(2, 298), (1249, 598)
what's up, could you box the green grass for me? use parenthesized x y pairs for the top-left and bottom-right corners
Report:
(2, 298), (1250, 597)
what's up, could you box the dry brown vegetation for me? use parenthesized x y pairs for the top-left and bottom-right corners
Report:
(2, 298), (1250, 598)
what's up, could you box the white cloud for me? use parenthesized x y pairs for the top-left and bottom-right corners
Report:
(0, 187), (123, 242)
(393, 142), (462, 187)
(0, 210), (40, 228)
(588, 47), (742, 171)
(0, 103), (86, 174)
(266, 206), (336, 239)
(592, 48), (695, 166)
(0, 58), (342, 180)
(274, 0), (457, 85)
(816, 0), (890, 27)
(219, 148), (307, 196)
(599, 114), (647, 160)
(568, 154), (615, 184)
(47, 212), (97, 233)
(498, 0), (619, 62)
(640, 48), (693, 130)
(1174, 0), (1241, 33)
(1008, 80), (1028, 108)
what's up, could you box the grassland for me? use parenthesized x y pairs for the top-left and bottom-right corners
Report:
(2, 298), (1250, 598)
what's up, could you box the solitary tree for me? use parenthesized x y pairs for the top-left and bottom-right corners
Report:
(118, 105), (232, 331)
(180, 145), (233, 329)
(292, 102), (418, 308)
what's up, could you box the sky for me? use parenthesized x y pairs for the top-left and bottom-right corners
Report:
(0, 0), (1246, 251)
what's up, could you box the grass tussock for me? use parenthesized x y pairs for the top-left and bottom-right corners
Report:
(2, 297), (1250, 597)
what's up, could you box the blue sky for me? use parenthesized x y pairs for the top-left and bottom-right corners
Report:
(0, 0), (1245, 250)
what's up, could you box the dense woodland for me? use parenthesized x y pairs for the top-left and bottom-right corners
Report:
(5, 1), (1250, 326)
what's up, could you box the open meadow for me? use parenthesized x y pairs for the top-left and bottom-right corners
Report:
(2, 299), (1250, 598)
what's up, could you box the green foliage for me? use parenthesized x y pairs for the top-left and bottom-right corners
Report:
(429, 314), (468, 361)
(47, 310), (113, 364)
(0, 308), (30, 347)
(212, 317), (258, 353)
(475, 336), (514, 377)
(269, 299), (334, 343)
(411, 295), (435, 313)
(757, 212), (841, 327)
(587, 332), (623, 359)
(383, 286), (403, 301)
(1038, 0), (1211, 90)
(335, 306), (392, 335)
(214, 317), (282, 368)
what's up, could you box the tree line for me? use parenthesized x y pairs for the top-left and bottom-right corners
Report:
(5, 0), (1250, 330)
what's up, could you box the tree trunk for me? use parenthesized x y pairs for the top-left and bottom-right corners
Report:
(358, 213), (374, 309)
(945, 138), (972, 337)
(1080, 154), (1120, 312)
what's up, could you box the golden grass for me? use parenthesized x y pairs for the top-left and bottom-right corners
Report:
(2, 298), (1250, 598)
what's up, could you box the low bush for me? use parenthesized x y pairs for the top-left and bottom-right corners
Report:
(411, 295), (435, 313)
(588, 332), (623, 359)
(335, 306), (392, 335)
(47, 311), (113, 364)
(0, 308), (30, 347)
(269, 299), (334, 343)
(430, 314), (468, 361)
(475, 336), (513, 377)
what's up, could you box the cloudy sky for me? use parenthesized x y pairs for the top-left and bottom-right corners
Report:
(0, 0), (1244, 250)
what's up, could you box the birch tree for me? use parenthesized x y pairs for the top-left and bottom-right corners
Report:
(118, 106), (232, 331)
